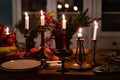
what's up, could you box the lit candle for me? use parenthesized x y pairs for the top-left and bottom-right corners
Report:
(93, 20), (99, 40)
(78, 28), (82, 37)
(6, 27), (9, 35)
(25, 12), (29, 30)
(40, 10), (45, 26)
(62, 14), (66, 29)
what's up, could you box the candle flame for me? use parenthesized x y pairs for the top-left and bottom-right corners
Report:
(41, 10), (44, 16)
(79, 28), (82, 33)
(25, 12), (28, 17)
(78, 28), (82, 37)
(94, 20), (98, 28)
(6, 27), (9, 35)
(62, 14), (65, 20)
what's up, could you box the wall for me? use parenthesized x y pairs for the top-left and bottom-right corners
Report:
(0, 0), (12, 28)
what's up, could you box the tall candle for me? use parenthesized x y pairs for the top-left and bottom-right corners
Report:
(6, 27), (9, 35)
(62, 14), (66, 29)
(40, 10), (45, 26)
(25, 12), (29, 30)
(78, 28), (82, 37)
(93, 20), (99, 40)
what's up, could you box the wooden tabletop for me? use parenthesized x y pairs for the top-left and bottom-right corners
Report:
(0, 60), (120, 80)
(0, 50), (120, 80)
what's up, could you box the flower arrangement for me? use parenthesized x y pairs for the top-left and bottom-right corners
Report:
(15, 11), (63, 44)
(29, 11), (62, 60)
(36, 11), (63, 40)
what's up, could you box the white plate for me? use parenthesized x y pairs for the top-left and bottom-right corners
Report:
(112, 56), (120, 62)
(93, 65), (120, 73)
(0, 59), (41, 72)
(46, 61), (61, 64)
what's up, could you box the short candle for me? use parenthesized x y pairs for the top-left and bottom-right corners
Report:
(62, 14), (66, 29)
(6, 27), (9, 35)
(78, 28), (82, 37)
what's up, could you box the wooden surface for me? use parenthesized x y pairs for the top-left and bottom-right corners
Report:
(0, 59), (120, 80)
(0, 49), (120, 80)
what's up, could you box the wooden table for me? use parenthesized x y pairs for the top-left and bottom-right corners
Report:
(0, 59), (120, 80)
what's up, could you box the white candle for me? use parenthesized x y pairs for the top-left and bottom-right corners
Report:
(78, 28), (82, 37)
(62, 14), (66, 29)
(25, 12), (29, 30)
(40, 10), (45, 26)
(6, 27), (9, 35)
(93, 20), (99, 40)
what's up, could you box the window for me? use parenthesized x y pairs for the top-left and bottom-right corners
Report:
(22, 0), (47, 12)
(0, 0), (12, 28)
(102, 0), (120, 31)
(57, 0), (83, 12)
(57, 0), (83, 19)
(21, 0), (47, 27)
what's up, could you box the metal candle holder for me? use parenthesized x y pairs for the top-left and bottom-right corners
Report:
(54, 49), (72, 73)
(24, 29), (30, 57)
(92, 40), (97, 66)
(75, 37), (86, 69)
(35, 26), (49, 59)
(53, 29), (72, 73)
(62, 29), (67, 50)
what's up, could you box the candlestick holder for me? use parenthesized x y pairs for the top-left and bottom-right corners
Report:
(53, 49), (72, 73)
(92, 40), (97, 66)
(34, 26), (49, 60)
(52, 29), (72, 73)
(75, 37), (86, 68)
(62, 29), (67, 50)
(71, 37), (92, 70)
(24, 29), (30, 57)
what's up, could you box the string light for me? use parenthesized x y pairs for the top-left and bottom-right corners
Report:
(73, 6), (78, 11)
(57, 3), (79, 11)
(57, 4), (62, 9)
(64, 3), (69, 9)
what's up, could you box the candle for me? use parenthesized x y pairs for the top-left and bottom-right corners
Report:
(78, 28), (82, 37)
(93, 20), (99, 40)
(25, 12), (29, 30)
(40, 10), (45, 26)
(6, 27), (9, 35)
(62, 14), (66, 29)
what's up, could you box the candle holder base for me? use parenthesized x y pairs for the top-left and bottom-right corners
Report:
(92, 62), (100, 67)
(57, 68), (69, 73)
(53, 49), (72, 73)
(24, 30), (30, 57)
(70, 62), (92, 71)
(34, 47), (48, 60)
(92, 40), (98, 67)
(24, 52), (31, 58)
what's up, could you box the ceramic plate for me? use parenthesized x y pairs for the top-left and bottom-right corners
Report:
(46, 61), (61, 64)
(112, 56), (120, 62)
(93, 65), (120, 73)
(0, 59), (41, 72)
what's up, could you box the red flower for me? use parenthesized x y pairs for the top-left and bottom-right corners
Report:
(36, 11), (63, 39)
(0, 24), (16, 47)
(38, 23), (41, 27)
(0, 24), (5, 35)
